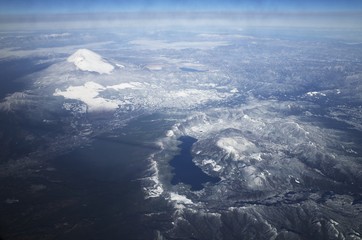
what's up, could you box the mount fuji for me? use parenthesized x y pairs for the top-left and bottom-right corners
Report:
(67, 49), (114, 74)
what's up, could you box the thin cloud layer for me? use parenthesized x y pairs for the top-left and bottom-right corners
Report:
(1, 11), (361, 30)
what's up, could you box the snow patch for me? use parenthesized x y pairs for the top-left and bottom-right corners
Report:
(43, 33), (70, 38)
(145, 64), (164, 71)
(216, 137), (255, 160)
(306, 91), (326, 97)
(144, 154), (164, 198)
(169, 192), (193, 209)
(243, 166), (266, 187)
(54, 82), (119, 112)
(250, 153), (263, 161)
(202, 159), (222, 172)
(230, 88), (239, 93)
(166, 130), (175, 137)
(167, 89), (227, 106)
(199, 83), (218, 88)
(62, 102), (87, 114)
(106, 82), (144, 90)
(116, 63), (125, 68)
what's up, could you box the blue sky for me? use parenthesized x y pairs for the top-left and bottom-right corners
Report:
(0, 0), (361, 30)
(1, 0), (362, 14)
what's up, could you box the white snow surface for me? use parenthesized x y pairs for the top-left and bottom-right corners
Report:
(216, 137), (256, 160)
(144, 154), (164, 198)
(202, 159), (222, 172)
(54, 82), (120, 112)
(169, 192), (194, 209)
(67, 49), (114, 74)
(145, 64), (164, 71)
(106, 82), (144, 90)
(53, 81), (228, 112)
(306, 91), (326, 97)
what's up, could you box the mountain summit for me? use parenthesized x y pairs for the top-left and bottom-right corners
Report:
(67, 49), (114, 74)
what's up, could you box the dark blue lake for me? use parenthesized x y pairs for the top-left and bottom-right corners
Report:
(170, 136), (221, 191)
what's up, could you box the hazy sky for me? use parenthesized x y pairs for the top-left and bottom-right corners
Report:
(1, 0), (362, 14)
(0, 0), (361, 30)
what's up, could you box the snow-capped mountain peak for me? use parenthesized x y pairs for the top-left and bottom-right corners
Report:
(67, 49), (114, 74)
